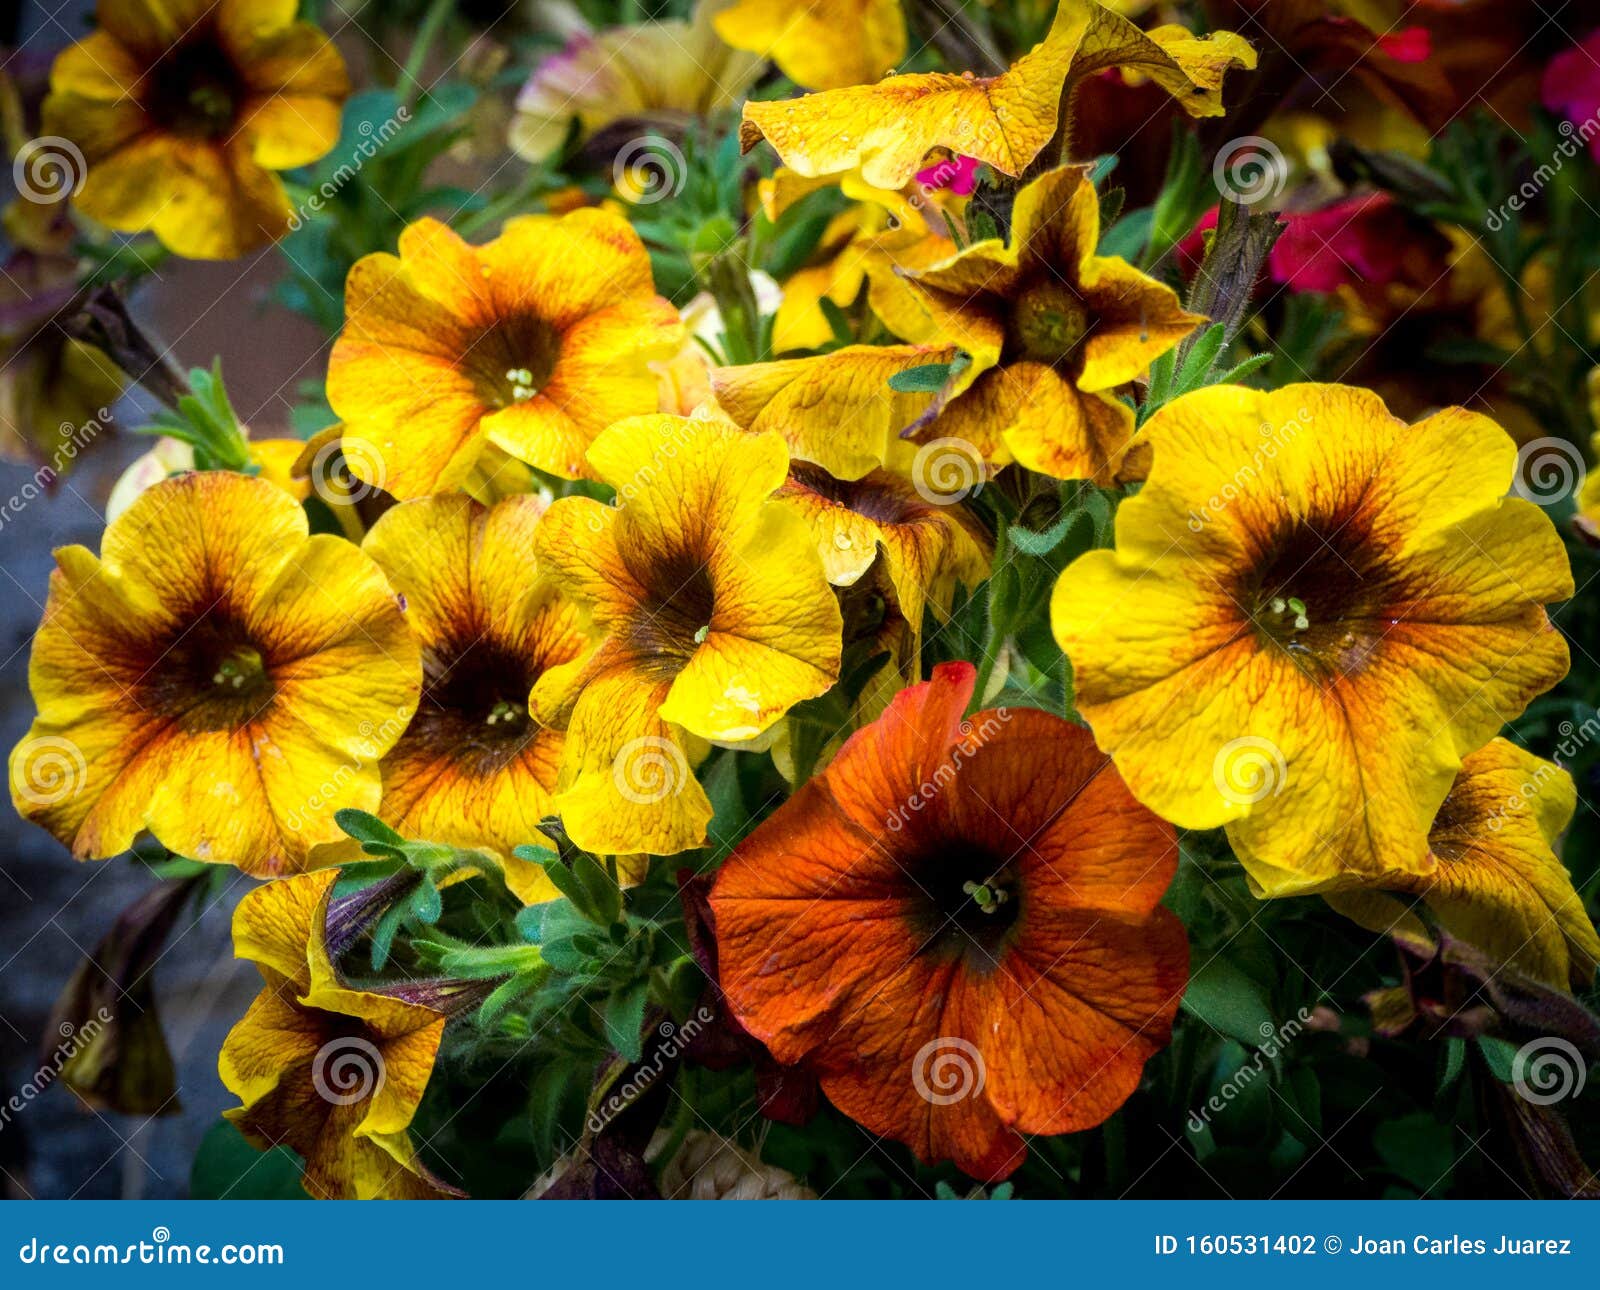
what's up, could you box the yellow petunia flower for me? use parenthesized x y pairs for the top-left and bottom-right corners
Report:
(361, 494), (604, 904)
(889, 165), (1204, 482)
(738, 0), (1254, 190)
(327, 213), (683, 497)
(531, 413), (843, 856)
(10, 471), (421, 876)
(760, 167), (957, 354)
(1312, 738), (1600, 991)
(42, 0), (349, 260)
(775, 463), (991, 643)
(220, 870), (457, 1200)
(718, 166), (1200, 483)
(1051, 384), (1572, 897)
(509, 0), (764, 163)
(711, 341), (956, 480)
(715, 0), (906, 91)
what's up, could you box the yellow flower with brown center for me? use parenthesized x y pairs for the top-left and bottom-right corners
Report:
(1052, 384), (1572, 897)
(327, 213), (683, 498)
(775, 462), (991, 644)
(220, 870), (457, 1200)
(714, 0), (906, 90)
(890, 165), (1203, 482)
(531, 412), (843, 855)
(9, 471), (421, 876)
(361, 494), (601, 904)
(1312, 738), (1600, 991)
(738, 0), (1253, 190)
(42, 0), (349, 260)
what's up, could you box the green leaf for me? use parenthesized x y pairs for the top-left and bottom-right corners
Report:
(369, 899), (409, 971)
(1007, 509), (1080, 557)
(602, 981), (651, 1062)
(1374, 1113), (1456, 1191)
(1181, 957), (1276, 1046)
(190, 1120), (307, 1200)
(336, 808), (407, 851)
(888, 362), (954, 393)
(1476, 1035), (1520, 1083)
(411, 872), (443, 925)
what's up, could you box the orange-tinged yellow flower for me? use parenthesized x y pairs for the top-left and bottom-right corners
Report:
(42, 0), (348, 260)
(776, 463), (991, 640)
(1313, 738), (1600, 991)
(761, 167), (956, 353)
(327, 213), (682, 497)
(220, 870), (457, 1200)
(739, 0), (1254, 190)
(711, 342), (957, 480)
(715, 0), (906, 90)
(362, 495), (604, 904)
(9, 471), (421, 876)
(531, 413), (843, 855)
(1052, 384), (1572, 897)
(892, 165), (1203, 481)
(509, 0), (763, 163)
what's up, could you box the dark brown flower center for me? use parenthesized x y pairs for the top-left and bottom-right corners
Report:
(143, 613), (276, 732)
(144, 36), (248, 139)
(627, 548), (716, 673)
(1009, 277), (1093, 366)
(1241, 513), (1391, 679)
(468, 315), (561, 410)
(908, 840), (1022, 970)
(410, 637), (541, 774)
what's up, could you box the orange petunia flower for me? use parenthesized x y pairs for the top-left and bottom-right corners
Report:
(220, 870), (457, 1200)
(1052, 384), (1572, 897)
(42, 0), (348, 259)
(887, 164), (1203, 481)
(361, 495), (599, 904)
(326, 212), (682, 498)
(711, 661), (1188, 1179)
(9, 471), (420, 876)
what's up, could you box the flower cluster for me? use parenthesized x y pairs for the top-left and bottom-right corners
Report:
(5, 0), (1600, 1202)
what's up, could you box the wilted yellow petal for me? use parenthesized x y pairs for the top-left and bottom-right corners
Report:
(739, 0), (1253, 190)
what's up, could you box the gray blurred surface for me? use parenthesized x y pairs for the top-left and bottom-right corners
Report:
(2, 0), (337, 1200)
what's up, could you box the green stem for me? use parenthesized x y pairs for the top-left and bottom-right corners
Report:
(399, 0), (453, 109)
